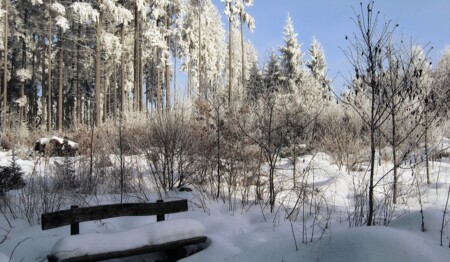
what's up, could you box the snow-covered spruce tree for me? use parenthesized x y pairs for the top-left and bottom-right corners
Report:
(263, 49), (283, 93)
(306, 37), (332, 101)
(279, 14), (303, 93)
(246, 61), (263, 102)
(306, 37), (326, 80)
(182, 0), (227, 100)
(0, 147), (25, 195)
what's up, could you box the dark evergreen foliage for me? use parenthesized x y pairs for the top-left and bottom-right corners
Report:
(0, 152), (25, 194)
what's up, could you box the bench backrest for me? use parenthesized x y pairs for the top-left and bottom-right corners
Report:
(42, 200), (188, 234)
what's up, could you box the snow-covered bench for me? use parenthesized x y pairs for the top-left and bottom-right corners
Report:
(41, 200), (207, 262)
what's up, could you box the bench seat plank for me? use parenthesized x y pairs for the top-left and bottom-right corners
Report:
(49, 219), (206, 261)
(48, 236), (207, 262)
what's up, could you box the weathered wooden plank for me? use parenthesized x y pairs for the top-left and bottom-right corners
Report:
(47, 236), (208, 262)
(42, 200), (188, 230)
(70, 206), (79, 235)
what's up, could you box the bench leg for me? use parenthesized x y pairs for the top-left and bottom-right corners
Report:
(164, 246), (187, 262)
(47, 255), (59, 262)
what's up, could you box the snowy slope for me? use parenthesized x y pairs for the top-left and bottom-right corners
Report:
(0, 150), (449, 261)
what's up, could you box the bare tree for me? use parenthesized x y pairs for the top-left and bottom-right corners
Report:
(378, 43), (434, 203)
(143, 109), (195, 192)
(342, 1), (397, 225)
(235, 88), (317, 212)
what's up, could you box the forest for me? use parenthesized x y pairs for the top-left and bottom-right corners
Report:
(0, 0), (450, 261)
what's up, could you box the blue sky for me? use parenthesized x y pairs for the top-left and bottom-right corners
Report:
(212, 0), (450, 94)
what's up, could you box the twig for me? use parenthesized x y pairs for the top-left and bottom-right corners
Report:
(289, 215), (298, 251)
(441, 186), (450, 246)
(414, 169), (425, 232)
(9, 237), (31, 262)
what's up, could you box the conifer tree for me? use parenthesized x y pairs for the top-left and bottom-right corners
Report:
(246, 62), (263, 101)
(264, 49), (283, 93)
(279, 14), (303, 93)
(306, 37), (331, 102)
(306, 37), (327, 81)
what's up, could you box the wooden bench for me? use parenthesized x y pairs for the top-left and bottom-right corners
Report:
(41, 200), (207, 262)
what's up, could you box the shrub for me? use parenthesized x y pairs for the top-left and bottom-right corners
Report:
(0, 160), (25, 195)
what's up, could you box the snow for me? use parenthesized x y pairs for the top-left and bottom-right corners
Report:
(55, 15), (70, 32)
(1, 147), (450, 261)
(311, 225), (448, 262)
(35, 136), (79, 149)
(16, 69), (32, 82)
(0, 253), (8, 262)
(51, 2), (66, 15)
(70, 2), (99, 24)
(51, 219), (205, 260)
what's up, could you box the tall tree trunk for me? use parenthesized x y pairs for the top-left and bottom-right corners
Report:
(145, 77), (150, 113)
(228, 15), (232, 106)
(425, 110), (430, 184)
(57, 27), (64, 131)
(41, 45), (46, 128)
(368, 107), (375, 226)
(95, 7), (102, 127)
(76, 23), (81, 126)
(367, 56), (377, 226)
(216, 107), (221, 199)
(173, 39), (177, 110)
(157, 48), (162, 112)
(198, 2), (202, 96)
(392, 103), (398, 204)
(47, 1), (53, 131)
(139, 28), (143, 112)
(133, 4), (140, 112)
(20, 10), (27, 124)
(30, 47), (37, 125)
(120, 23), (125, 114)
(113, 65), (117, 121)
(2, 0), (8, 130)
(102, 65), (108, 123)
(165, 10), (171, 111)
(240, 13), (245, 95)
(293, 151), (297, 189)
(187, 46), (191, 98)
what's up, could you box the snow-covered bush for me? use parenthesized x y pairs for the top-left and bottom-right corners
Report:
(141, 109), (195, 193)
(317, 104), (367, 172)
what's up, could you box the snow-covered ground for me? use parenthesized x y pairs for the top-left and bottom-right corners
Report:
(0, 149), (450, 261)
